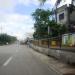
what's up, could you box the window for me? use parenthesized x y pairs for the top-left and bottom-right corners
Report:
(59, 13), (64, 20)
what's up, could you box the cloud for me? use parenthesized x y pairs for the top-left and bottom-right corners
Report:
(18, 0), (57, 6)
(58, 0), (71, 7)
(0, 0), (17, 13)
(0, 13), (34, 39)
(0, 0), (56, 8)
(0, 0), (57, 40)
(18, 0), (41, 6)
(46, 0), (56, 5)
(0, 0), (72, 9)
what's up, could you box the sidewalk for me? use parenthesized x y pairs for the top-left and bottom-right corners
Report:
(31, 48), (75, 75)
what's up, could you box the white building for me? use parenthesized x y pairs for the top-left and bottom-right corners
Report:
(55, 0), (75, 32)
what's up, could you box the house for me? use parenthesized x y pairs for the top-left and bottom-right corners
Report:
(55, 0), (75, 32)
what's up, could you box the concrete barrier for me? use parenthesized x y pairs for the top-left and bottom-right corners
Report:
(29, 43), (75, 64)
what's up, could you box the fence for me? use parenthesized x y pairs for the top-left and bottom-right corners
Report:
(29, 33), (75, 64)
(30, 33), (75, 50)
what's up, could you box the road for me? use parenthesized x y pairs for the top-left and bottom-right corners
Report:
(0, 44), (59, 75)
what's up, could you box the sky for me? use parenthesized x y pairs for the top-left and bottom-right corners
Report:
(0, 0), (72, 40)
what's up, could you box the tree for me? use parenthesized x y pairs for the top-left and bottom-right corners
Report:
(32, 8), (52, 39)
(32, 8), (68, 39)
(48, 21), (68, 37)
(38, 0), (62, 22)
(0, 34), (17, 45)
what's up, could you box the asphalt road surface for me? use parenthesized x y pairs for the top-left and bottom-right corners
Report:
(0, 44), (59, 75)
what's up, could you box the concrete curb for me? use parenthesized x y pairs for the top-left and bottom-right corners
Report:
(30, 47), (62, 75)
(30, 45), (75, 75)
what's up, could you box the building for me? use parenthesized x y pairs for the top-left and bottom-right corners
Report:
(55, 0), (75, 32)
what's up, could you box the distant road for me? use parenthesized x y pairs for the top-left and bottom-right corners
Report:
(0, 44), (59, 75)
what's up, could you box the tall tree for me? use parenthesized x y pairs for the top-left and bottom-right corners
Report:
(0, 34), (17, 45)
(38, 0), (63, 22)
(32, 8), (52, 38)
(32, 8), (68, 39)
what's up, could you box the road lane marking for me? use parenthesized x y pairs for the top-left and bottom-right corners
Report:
(3, 56), (13, 67)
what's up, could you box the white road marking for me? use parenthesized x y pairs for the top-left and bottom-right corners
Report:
(3, 56), (13, 67)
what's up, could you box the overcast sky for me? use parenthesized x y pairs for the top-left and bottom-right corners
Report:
(0, 0), (72, 40)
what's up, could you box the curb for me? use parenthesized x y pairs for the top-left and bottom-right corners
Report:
(30, 45), (75, 75)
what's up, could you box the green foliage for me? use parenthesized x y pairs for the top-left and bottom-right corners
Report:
(32, 8), (68, 39)
(0, 34), (17, 45)
(48, 21), (68, 37)
(32, 8), (51, 38)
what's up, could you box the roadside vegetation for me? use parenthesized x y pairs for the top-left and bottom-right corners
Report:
(0, 34), (17, 45)
(32, 8), (68, 39)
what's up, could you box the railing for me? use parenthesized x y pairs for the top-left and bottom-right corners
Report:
(30, 33), (75, 52)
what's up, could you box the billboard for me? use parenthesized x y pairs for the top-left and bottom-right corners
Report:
(62, 33), (75, 47)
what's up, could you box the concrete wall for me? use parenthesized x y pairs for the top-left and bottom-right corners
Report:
(57, 4), (75, 25)
(70, 10), (75, 23)
(29, 43), (75, 64)
(57, 4), (68, 24)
